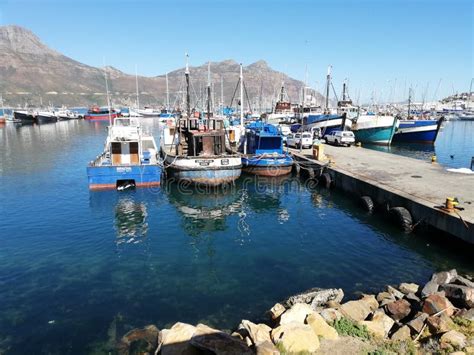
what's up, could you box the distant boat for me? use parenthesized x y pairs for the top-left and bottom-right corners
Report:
(87, 116), (161, 190)
(13, 110), (36, 124)
(84, 106), (120, 121)
(56, 109), (83, 120)
(241, 121), (293, 176)
(35, 111), (58, 124)
(137, 107), (161, 117)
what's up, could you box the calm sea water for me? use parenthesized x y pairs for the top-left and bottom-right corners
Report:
(0, 119), (473, 354)
(366, 120), (474, 169)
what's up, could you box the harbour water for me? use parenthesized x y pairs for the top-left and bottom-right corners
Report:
(1, 119), (473, 354)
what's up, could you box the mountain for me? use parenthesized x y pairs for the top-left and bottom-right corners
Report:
(0, 25), (324, 108)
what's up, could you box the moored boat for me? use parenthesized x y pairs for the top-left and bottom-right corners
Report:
(241, 121), (293, 176)
(35, 111), (58, 124)
(84, 106), (120, 121)
(87, 116), (161, 190)
(350, 114), (399, 145)
(13, 110), (36, 124)
(392, 119), (442, 143)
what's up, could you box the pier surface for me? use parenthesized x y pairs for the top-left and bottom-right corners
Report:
(290, 145), (474, 244)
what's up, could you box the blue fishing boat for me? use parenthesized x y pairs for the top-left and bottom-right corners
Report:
(303, 113), (348, 137)
(392, 119), (442, 143)
(241, 122), (293, 176)
(87, 117), (161, 190)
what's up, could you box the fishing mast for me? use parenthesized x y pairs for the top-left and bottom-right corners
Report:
(207, 62), (211, 119)
(240, 63), (244, 126)
(166, 72), (170, 110)
(407, 87), (412, 119)
(185, 53), (190, 118)
(135, 65), (140, 110)
(103, 66), (112, 125)
(325, 65), (332, 110)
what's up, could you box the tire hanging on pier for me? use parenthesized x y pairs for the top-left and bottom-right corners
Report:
(292, 163), (301, 176)
(389, 207), (413, 233)
(320, 172), (333, 189)
(360, 196), (374, 213)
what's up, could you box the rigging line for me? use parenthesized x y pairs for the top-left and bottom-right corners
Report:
(330, 82), (339, 103)
(243, 80), (253, 113)
(229, 78), (240, 108)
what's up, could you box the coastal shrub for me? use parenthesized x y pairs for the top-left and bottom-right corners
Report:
(452, 316), (474, 337)
(274, 342), (310, 355)
(333, 317), (371, 340)
(368, 339), (417, 355)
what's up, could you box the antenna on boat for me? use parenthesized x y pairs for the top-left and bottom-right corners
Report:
(240, 63), (244, 126)
(207, 62), (211, 120)
(325, 65), (332, 110)
(185, 53), (190, 118)
(135, 65), (140, 111)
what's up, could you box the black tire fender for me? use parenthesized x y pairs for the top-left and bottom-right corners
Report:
(360, 196), (374, 213)
(321, 172), (332, 188)
(389, 207), (413, 233)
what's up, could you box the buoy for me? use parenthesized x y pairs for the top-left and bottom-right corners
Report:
(389, 207), (413, 233)
(431, 155), (437, 163)
(360, 196), (374, 213)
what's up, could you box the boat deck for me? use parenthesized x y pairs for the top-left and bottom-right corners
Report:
(290, 144), (474, 244)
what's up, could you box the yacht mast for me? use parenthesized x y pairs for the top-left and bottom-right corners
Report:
(240, 63), (244, 126)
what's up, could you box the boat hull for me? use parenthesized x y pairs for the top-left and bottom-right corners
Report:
(85, 113), (119, 121)
(351, 115), (398, 145)
(36, 114), (58, 124)
(303, 114), (349, 136)
(14, 111), (35, 123)
(393, 120), (440, 143)
(87, 164), (161, 190)
(164, 155), (242, 186)
(242, 155), (293, 176)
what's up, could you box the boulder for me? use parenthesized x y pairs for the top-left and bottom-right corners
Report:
(440, 330), (467, 350)
(271, 322), (319, 353)
(376, 292), (395, 303)
(284, 288), (344, 309)
(421, 280), (439, 298)
(422, 293), (455, 316)
(117, 325), (160, 355)
(326, 300), (341, 309)
(160, 322), (199, 355)
(453, 275), (474, 288)
(456, 308), (474, 321)
(360, 294), (379, 312)
(340, 300), (372, 322)
(319, 308), (343, 324)
(255, 340), (279, 355)
(386, 299), (411, 321)
(279, 303), (314, 325)
(387, 285), (405, 300)
(190, 323), (253, 355)
(399, 283), (419, 295)
(405, 292), (421, 304)
(432, 269), (458, 285)
(240, 320), (272, 345)
(407, 313), (428, 334)
(440, 283), (474, 308)
(306, 312), (339, 340)
(360, 320), (386, 338)
(390, 325), (411, 341)
(268, 303), (286, 320)
(371, 310), (395, 337)
(426, 315), (451, 334)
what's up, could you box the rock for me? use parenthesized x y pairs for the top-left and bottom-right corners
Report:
(190, 323), (253, 355)
(391, 325), (411, 341)
(456, 308), (474, 321)
(376, 291), (395, 303)
(284, 288), (344, 309)
(117, 324), (160, 355)
(271, 322), (319, 353)
(269, 303), (286, 320)
(255, 340), (279, 355)
(306, 312), (339, 340)
(440, 330), (466, 350)
(340, 300), (372, 321)
(279, 303), (314, 325)
(440, 283), (474, 308)
(405, 292), (421, 304)
(426, 315), (451, 334)
(240, 320), (272, 345)
(465, 346), (474, 354)
(319, 308), (343, 324)
(386, 299), (411, 321)
(432, 269), (458, 285)
(387, 285), (405, 300)
(326, 300), (341, 309)
(371, 310), (395, 337)
(360, 320), (386, 338)
(160, 322), (199, 355)
(360, 294), (379, 312)
(407, 313), (428, 334)
(423, 293), (455, 316)
(421, 280), (439, 298)
(453, 275), (474, 288)
(399, 283), (419, 295)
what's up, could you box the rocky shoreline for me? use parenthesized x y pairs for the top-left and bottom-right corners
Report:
(116, 270), (474, 354)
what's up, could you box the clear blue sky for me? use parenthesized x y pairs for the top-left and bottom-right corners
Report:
(1, 0), (472, 102)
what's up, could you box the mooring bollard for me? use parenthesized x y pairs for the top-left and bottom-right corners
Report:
(431, 155), (437, 163)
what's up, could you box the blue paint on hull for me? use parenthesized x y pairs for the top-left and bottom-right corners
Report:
(393, 120), (440, 143)
(87, 165), (161, 189)
(353, 126), (396, 145)
(242, 154), (293, 176)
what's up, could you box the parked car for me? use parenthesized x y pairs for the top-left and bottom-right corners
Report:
(286, 132), (313, 148)
(325, 130), (355, 146)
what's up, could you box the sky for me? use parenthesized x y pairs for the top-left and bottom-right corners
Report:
(0, 0), (472, 103)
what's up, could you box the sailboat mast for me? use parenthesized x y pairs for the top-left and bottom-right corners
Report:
(135, 65), (139, 110)
(240, 63), (244, 126)
(185, 54), (190, 118)
(207, 62), (211, 119)
(326, 65), (332, 110)
(166, 72), (170, 109)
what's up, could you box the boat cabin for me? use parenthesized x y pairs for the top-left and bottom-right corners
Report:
(179, 117), (226, 157)
(245, 123), (284, 155)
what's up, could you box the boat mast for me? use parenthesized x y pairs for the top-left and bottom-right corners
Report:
(207, 61), (211, 119)
(104, 66), (112, 125)
(166, 72), (170, 110)
(342, 79), (347, 101)
(240, 63), (244, 126)
(407, 87), (412, 119)
(325, 65), (332, 110)
(221, 76), (224, 114)
(185, 53), (190, 118)
(135, 65), (140, 110)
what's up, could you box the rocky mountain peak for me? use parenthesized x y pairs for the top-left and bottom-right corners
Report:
(0, 25), (60, 56)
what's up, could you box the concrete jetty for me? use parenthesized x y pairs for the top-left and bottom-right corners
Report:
(290, 145), (474, 244)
